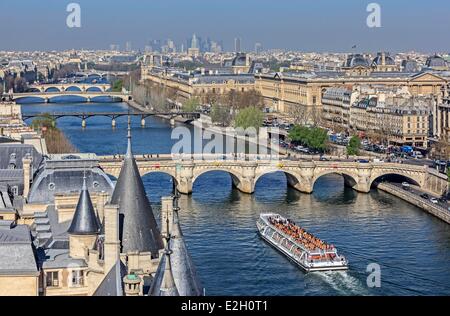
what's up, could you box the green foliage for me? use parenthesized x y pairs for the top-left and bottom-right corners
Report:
(288, 125), (328, 152)
(31, 113), (56, 130)
(183, 97), (200, 112)
(111, 80), (123, 92)
(347, 136), (361, 156)
(234, 106), (264, 130)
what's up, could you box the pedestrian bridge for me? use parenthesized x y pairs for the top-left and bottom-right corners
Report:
(97, 154), (448, 195)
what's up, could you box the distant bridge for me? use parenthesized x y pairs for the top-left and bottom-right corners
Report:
(11, 91), (130, 103)
(27, 83), (111, 93)
(21, 111), (201, 127)
(97, 154), (449, 196)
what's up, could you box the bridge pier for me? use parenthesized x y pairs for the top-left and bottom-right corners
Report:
(112, 119), (116, 128)
(170, 118), (175, 127)
(286, 174), (313, 194)
(82, 119), (86, 128)
(141, 118), (146, 127)
(177, 177), (193, 195)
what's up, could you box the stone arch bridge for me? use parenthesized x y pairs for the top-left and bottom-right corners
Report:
(11, 91), (130, 103)
(98, 155), (448, 195)
(27, 83), (111, 93)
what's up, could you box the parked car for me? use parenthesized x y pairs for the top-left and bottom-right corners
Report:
(430, 197), (439, 204)
(402, 182), (410, 190)
(357, 159), (370, 163)
(420, 193), (430, 200)
(438, 197), (447, 203)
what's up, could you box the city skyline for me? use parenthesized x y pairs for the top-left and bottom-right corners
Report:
(1, 0), (450, 52)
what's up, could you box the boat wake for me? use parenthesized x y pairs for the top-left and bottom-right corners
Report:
(312, 270), (371, 296)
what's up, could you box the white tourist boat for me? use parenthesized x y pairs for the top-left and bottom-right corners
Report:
(256, 213), (348, 272)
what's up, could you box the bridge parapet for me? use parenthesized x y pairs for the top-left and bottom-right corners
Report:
(97, 155), (448, 195)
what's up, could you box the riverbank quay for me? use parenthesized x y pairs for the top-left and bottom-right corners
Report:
(377, 182), (450, 224)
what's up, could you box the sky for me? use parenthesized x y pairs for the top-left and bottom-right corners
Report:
(1, 0), (450, 52)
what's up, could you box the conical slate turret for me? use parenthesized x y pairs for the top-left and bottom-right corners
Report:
(111, 117), (163, 255)
(150, 218), (179, 296)
(68, 174), (100, 235)
(170, 191), (203, 296)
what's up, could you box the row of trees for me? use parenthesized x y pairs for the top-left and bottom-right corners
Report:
(0, 76), (28, 93)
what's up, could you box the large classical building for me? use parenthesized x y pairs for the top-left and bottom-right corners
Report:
(255, 70), (447, 117)
(322, 86), (433, 147)
(255, 54), (449, 122)
(141, 53), (261, 103)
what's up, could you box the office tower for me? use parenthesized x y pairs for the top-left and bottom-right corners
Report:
(191, 34), (198, 49)
(234, 37), (241, 53)
(125, 41), (132, 52)
(255, 42), (263, 54)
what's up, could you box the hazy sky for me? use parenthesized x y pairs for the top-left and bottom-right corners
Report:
(1, 0), (450, 52)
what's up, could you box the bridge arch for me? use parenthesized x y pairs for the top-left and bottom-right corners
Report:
(65, 86), (83, 92)
(192, 168), (244, 192)
(139, 169), (178, 181)
(45, 87), (60, 92)
(47, 95), (88, 103)
(86, 86), (102, 92)
(312, 170), (359, 192)
(370, 171), (422, 189)
(14, 96), (46, 104)
(254, 168), (304, 192)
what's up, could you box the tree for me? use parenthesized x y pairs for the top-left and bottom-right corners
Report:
(288, 125), (329, 152)
(347, 136), (361, 156)
(183, 97), (200, 112)
(288, 105), (308, 125)
(211, 104), (232, 126)
(236, 90), (264, 109)
(31, 113), (56, 130)
(234, 106), (264, 130)
(111, 79), (123, 92)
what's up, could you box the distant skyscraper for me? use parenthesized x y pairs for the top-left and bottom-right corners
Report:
(125, 41), (132, 52)
(191, 34), (198, 49)
(255, 42), (263, 54)
(234, 37), (241, 53)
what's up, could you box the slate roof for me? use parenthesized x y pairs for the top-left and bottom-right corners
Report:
(0, 223), (38, 275)
(67, 176), (100, 235)
(110, 124), (163, 255)
(93, 260), (125, 296)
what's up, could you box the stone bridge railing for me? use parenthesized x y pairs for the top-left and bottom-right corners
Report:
(98, 155), (449, 195)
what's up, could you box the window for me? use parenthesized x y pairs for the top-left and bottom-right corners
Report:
(11, 186), (18, 196)
(46, 271), (59, 287)
(72, 270), (84, 287)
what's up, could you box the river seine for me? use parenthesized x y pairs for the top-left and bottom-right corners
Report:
(20, 101), (450, 296)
